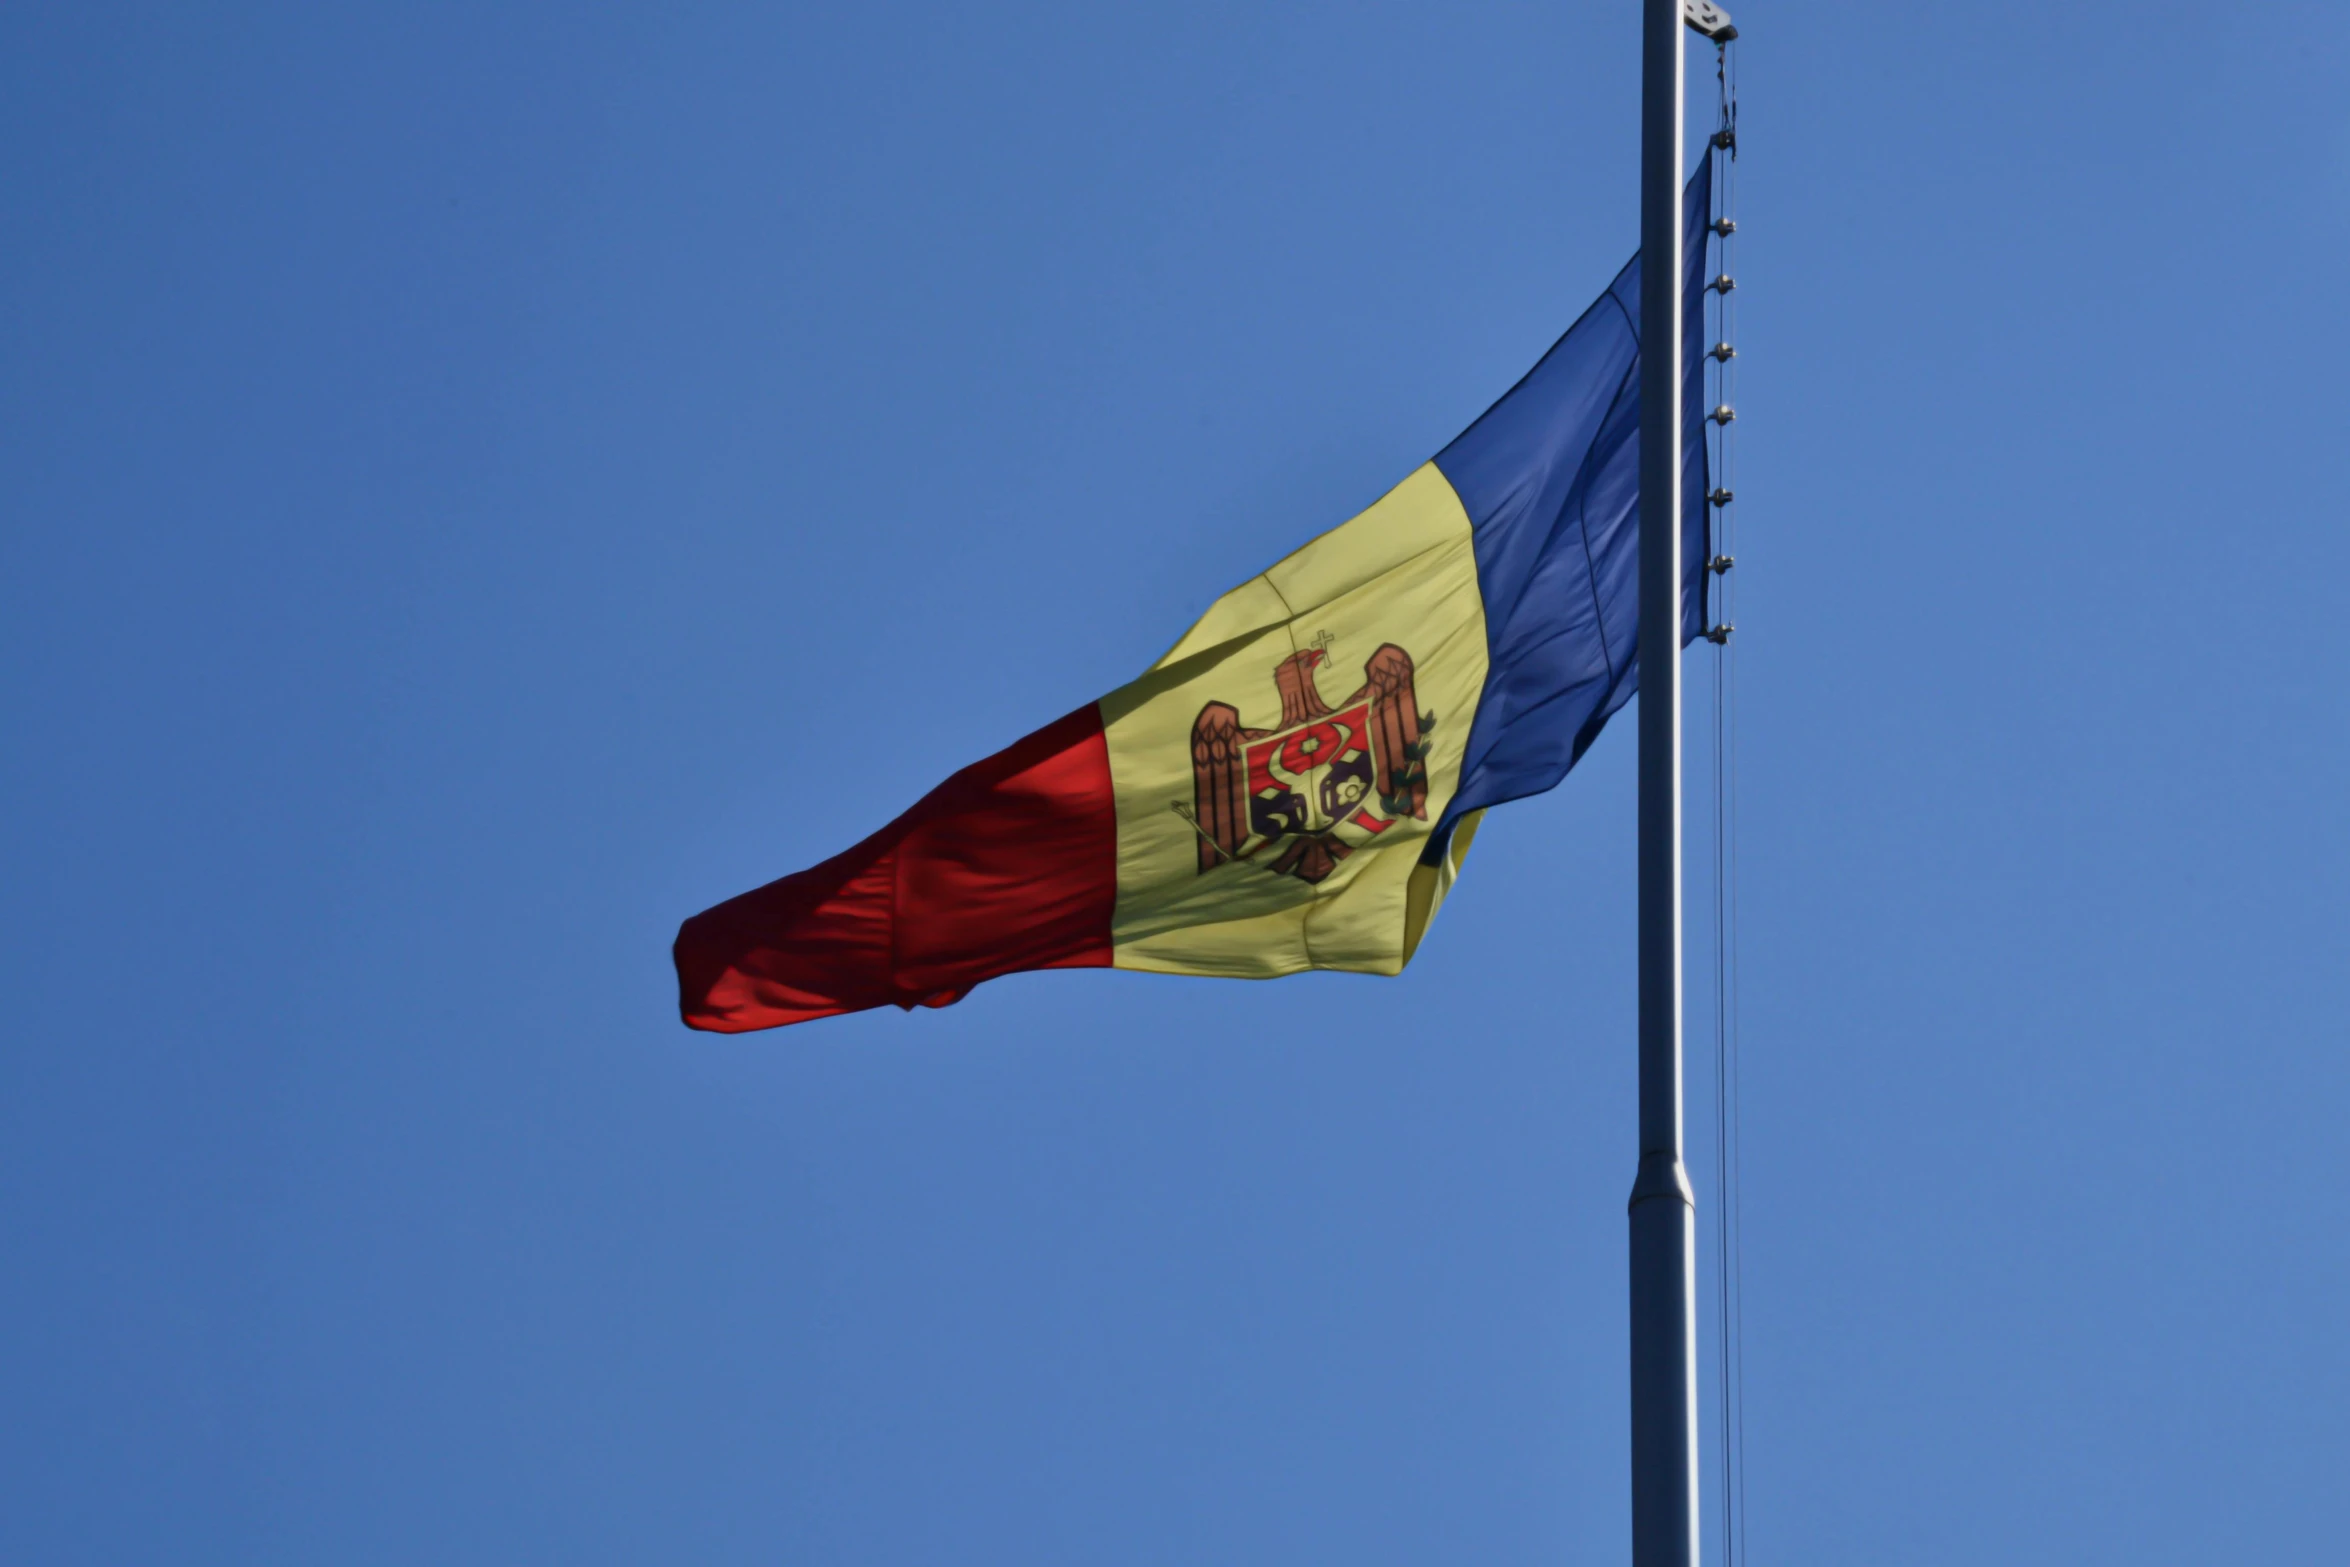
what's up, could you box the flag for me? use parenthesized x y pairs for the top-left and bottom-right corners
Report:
(675, 154), (1713, 1031)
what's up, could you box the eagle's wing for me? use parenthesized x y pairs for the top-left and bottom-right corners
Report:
(1362, 643), (1429, 821)
(1189, 701), (1252, 873)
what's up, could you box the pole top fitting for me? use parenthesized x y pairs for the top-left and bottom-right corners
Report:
(1683, 0), (1738, 41)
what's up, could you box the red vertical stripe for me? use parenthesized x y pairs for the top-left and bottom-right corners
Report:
(674, 705), (1116, 1032)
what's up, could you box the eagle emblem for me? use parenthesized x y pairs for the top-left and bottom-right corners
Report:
(1176, 640), (1436, 885)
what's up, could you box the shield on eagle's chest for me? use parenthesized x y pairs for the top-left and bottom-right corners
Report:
(1182, 642), (1433, 887)
(1245, 705), (1377, 840)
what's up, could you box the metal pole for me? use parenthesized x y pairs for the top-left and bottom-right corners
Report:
(1631, 2), (1697, 1566)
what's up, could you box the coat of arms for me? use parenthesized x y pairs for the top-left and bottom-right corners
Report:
(1176, 639), (1436, 885)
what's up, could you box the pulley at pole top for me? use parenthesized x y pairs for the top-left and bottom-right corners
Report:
(1682, 0), (1737, 41)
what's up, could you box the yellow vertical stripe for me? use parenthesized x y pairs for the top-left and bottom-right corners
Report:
(1100, 463), (1490, 978)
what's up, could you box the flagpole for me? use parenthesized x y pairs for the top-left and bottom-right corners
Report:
(1631, 1), (1701, 1564)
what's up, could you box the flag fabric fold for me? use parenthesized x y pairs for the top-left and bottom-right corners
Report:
(676, 153), (1713, 1032)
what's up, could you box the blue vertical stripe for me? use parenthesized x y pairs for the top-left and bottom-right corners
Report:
(1430, 151), (1712, 849)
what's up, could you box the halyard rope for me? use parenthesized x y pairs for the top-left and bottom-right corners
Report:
(1706, 33), (1750, 1567)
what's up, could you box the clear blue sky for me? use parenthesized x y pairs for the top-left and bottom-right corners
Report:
(4, 3), (2345, 1562)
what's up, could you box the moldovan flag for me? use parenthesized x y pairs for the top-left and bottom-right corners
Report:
(675, 157), (1713, 1032)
